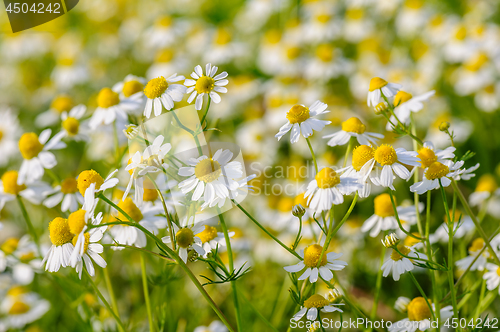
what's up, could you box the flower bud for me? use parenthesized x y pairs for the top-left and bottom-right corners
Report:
(381, 233), (400, 248)
(292, 204), (306, 218)
(439, 121), (450, 132)
(374, 102), (388, 114)
(327, 288), (342, 303)
(308, 322), (321, 332)
(123, 124), (139, 139)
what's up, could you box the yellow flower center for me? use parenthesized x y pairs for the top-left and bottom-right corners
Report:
(62, 117), (80, 136)
(417, 147), (437, 168)
(49, 217), (74, 246)
(286, 105), (310, 124)
(196, 225), (219, 243)
(374, 193), (395, 217)
(374, 144), (398, 166)
(195, 76), (215, 94)
(277, 196), (294, 213)
(390, 245), (411, 261)
(156, 16), (172, 27)
(303, 294), (330, 309)
(315, 167), (341, 189)
(294, 192), (308, 207)
(346, 8), (364, 20)
(19, 133), (43, 159)
(96, 88), (120, 108)
(407, 297), (432, 321)
(7, 286), (27, 297)
(72, 232), (90, 253)
(404, 233), (421, 247)
(2, 171), (26, 195)
(195, 158), (222, 183)
(118, 198), (144, 222)
(68, 209), (87, 235)
(303, 244), (327, 267)
(264, 30), (281, 44)
(405, 0), (424, 9)
(122, 80), (144, 98)
(20, 252), (35, 262)
(51, 95), (74, 113)
(9, 301), (30, 315)
(455, 25), (467, 40)
(469, 238), (484, 253)
(144, 77), (169, 99)
(176, 228), (194, 248)
(394, 91), (413, 106)
(143, 188), (159, 202)
(77, 170), (104, 196)
(316, 44), (334, 62)
(155, 49), (174, 63)
(424, 162), (449, 180)
(316, 13), (331, 23)
(369, 77), (388, 92)
(61, 177), (78, 194)
(496, 267), (500, 277)
(215, 28), (231, 45)
(464, 53), (488, 72)
(341, 117), (366, 134)
(0, 130), (3, 141)
(475, 174), (497, 193)
(352, 145), (375, 171)
(286, 46), (301, 60)
(1, 238), (19, 255)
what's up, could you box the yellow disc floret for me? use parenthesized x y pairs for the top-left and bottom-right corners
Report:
(19, 133), (43, 159)
(286, 105), (310, 124)
(303, 294), (330, 309)
(176, 228), (194, 248)
(143, 187), (159, 202)
(144, 77), (169, 99)
(424, 162), (449, 180)
(303, 244), (327, 267)
(277, 196), (294, 213)
(1, 238), (19, 255)
(68, 209), (87, 235)
(374, 144), (398, 166)
(390, 245), (411, 261)
(294, 192), (308, 207)
(315, 167), (340, 189)
(407, 297), (432, 321)
(316, 44), (334, 62)
(374, 193), (394, 217)
(51, 95), (74, 113)
(96, 88), (120, 108)
(72, 232), (90, 253)
(369, 77), (388, 92)
(77, 170), (104, 196)
(195, 158), (222, 183)
(394, 91), (413, 106)
(468, 238), (484, 253)
(196, 225), (218, 243)
(341, 117), (366, 134)
(49, 217), (74, 246)
(61, 177), (78, 194)
(417, 147), (437, 168)
(122, 80), (144, 98)
(352, 145), (375, 171)
(117, 198), (143, 222)
(475, 174), (497, 193)
(2, 171), (26, 195)
(62, 117), (80, 136)
(195, 76), (215, 94)
(9, 301), (30, 315)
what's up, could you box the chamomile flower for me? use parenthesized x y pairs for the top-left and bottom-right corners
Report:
(196, 225), (233, 257)
(304, 167), (359, 212)
(184, 63), (228, 111)
(1, 236), (41, 285)
(323, 117), (383, 147)
(341, 145), (378, 198)
(35, 95), (74, 127)
(17, 129), (66, 185)
(395, 297), (411, 313)
(455, 238), (489, 272)
(43, 176), (83, 212)
(410, 160), (465, 194)
(292, 293), (344, 322)
(388, 297), (453, 332)
(89, 88), (137, 130)
(275, 101), (331, 144)
(0, 171), (51, 211)
(71, 226), (107, 279)
(0, 287), (50, 329)
(381, 244), (427, 281)
(57, 104), (88, 141)
(162, 218), (205, 263)
(112, 75), (147, 114)
(415, 141), (455, 169)
(42, 217), (74, 272)
(361, 194), (420, 238)
(178, 149), (243, 206)
(469, 174), (498, 207)
(387, 90), (435, 127)
(284, 244), (347, 283)
(143, 74), (186, 118)
(77, 169), (119, 200)
(367, 77), (402, 107)
(200, 174), (256, 210)
(483, 263), (500, 294)
(371, 144), (421, 190)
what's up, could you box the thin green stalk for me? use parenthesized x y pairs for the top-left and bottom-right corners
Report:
(102, 265), (123, 332)
(408, 272), (435, 320)
(141, 254), (155, 332)
(425, 191), (440, 324)
(388, 190), (424, 240)
(343, 137), (354, 168)
(474, 279), (486, 319)
(17, 196), (41, 255)
(439, 180), (458, 318)
(371, 243), (387, 321)
(292, 215), (303, 250)
(147, 174), (176, 250)
(218, 210), (242, 332)
(381, 92), (423, 146)
(200, 97), (212, 128)
(305, 137), (318, 174)
(238, 289), (279, 332)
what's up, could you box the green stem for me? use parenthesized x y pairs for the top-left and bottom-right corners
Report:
(371, 242), (386, 320)
(141, 254), (155, 332)
(147, 174), (176, 250)
(292, 216), (303, 250)
(238, 289), (279, 332)
(102, 265), (122, 332)
(305, 137), (318, 174)
(425, 191), (440, 324)
(408, 272), (435, 320)
(200, 96), (212, 128)
(343, 137), (354, 168)
(17, 196), (41, 256)
(474, 279), (486, 319)
(388, 190), (424, 241)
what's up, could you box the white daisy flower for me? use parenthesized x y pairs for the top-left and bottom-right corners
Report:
(454, 162), (479, 181)
(292, 293), (344, 322)
(275, 100), (331, 144)
(17, 129), (66, 185)
(35, 95), (74, 127)
(388, 297), (453, 332)
(162, 217), (205, 263)
(185, 63), (228, 111)
(43, 176), (83, 212)
(455, 238), (489, 272)
(284, 244), (347, 283)
(0, 171), (52, 211)
(200, 174), (256, 210)
(483, 263), (500, 293)
(1, 236), (42, 285)
(323, 117), (383, 147)
(415, 141), (455, 169)
(386, 90), (435, 128)
(361, 194), (420, 238)
(143, 74), (186, 118)
(42, 217), (75, 272)
(57, 104), (88, 141)
(469, 174), (498, 207)
(196, 225), (234, 257)
(178, 149), (243, 207)
(0, 107), (21, 167)
(410, 160), (465, 195)
(76, 169), (119, 204)
(0, 287), (50, 329)
(304, 167), (360, 213)
(89, 87), (139, 130)
(72, 226), (107, 279)
(340, 145), (379, 198)
(394, 297), (411, 313)
(367, 77), (402, 107)
(112, 74), (147, 115)
(381, 244), (427, 281)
